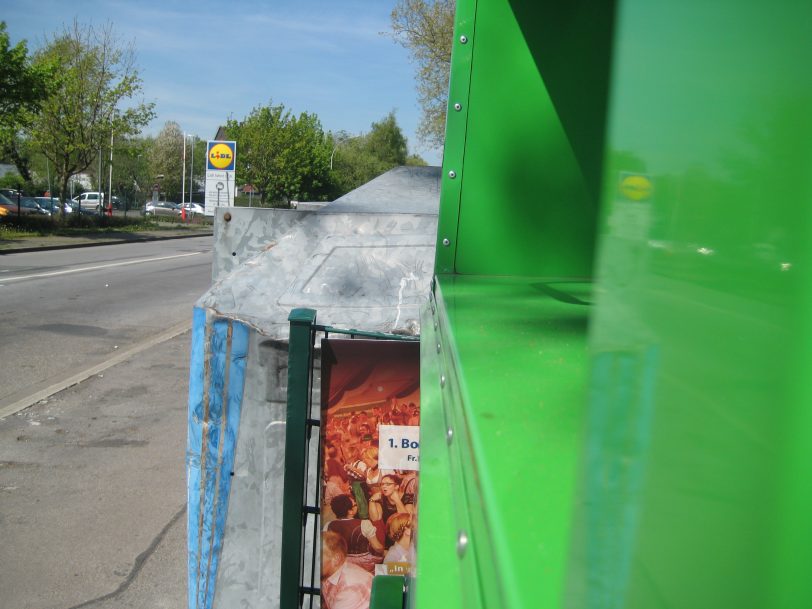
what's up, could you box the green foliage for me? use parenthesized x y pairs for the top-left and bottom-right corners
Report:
(109, 136), (152, 208)
(0, 222), (35, 240)
(189, 137), (207, 201)
(228, 106), (420, 203)
(225, 102), (332, 204)
(26, 20), (155, 204)
(391, 0), (455, 148)
(150, 122), (184, 200)
(406, 153), (428, 166)
(0, 22), (52, 131)
(330, 137), (389, 196)
(0, 22), (54, 181)
(0, 172), (29, 192)
(366, 112), (408, 165)
(0, 210), (196, 236)
(330, 111), (417, 196)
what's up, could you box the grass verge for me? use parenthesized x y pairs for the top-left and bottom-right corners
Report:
(0, 212), (212, 240)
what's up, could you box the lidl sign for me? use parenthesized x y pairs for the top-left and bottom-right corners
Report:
(206, 140), (236, 171)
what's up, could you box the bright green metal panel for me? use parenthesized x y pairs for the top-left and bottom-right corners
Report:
(424, 1), (613, 607)
(436, 0), (614, 278)
(412, 301), (466, 609)
(434, 0), (476, 275)
(569, 1), (812, 608)
(424, 1), (812, 608)
(419, 277), (590, 609)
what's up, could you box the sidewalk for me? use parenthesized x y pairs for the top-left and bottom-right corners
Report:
(0, 331), (189, 609)
(0, 225), (213, 254)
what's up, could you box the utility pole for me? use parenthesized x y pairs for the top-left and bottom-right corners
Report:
(189, 135), (195, 204)
(108, 129), (114, 216)
(182, 133), (187, 206)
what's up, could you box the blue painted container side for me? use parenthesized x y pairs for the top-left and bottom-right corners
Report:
(187, 307), (250, 609)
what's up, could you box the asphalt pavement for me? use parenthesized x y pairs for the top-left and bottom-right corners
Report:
(0, 235), (213, 609)
(0, 331), (189, 609)
(0, 237), (213, 414)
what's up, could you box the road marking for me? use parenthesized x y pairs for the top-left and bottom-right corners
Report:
(1, 252), (205, 283)
(0, 320), (192, 420)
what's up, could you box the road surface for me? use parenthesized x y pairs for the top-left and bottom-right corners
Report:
(0, 236), (214, 608)
(0, 237), (212, 415)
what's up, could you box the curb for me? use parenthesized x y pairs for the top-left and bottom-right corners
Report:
(0, 320), (192, 419)
(0, 231), (213, 255)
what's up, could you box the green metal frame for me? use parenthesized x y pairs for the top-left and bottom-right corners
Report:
(280, 308), (318, 609)
(370, 575), (407, 609)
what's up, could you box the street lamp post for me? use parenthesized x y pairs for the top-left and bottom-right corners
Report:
(182, 133), (187, 206)
(330, 134), (362, 170)
(188, 135), (195, 204)
(246, 163), (252, 207)
(108, 128), (114, 217)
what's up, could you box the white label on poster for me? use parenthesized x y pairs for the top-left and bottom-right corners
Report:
(378, 425), (420, 471)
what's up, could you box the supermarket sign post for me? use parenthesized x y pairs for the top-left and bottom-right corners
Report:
(204, 140), (236, 216)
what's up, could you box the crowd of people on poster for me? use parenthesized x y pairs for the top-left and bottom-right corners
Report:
(321, 381), (420, 609)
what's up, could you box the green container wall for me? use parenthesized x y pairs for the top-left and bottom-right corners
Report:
(435, 0), (615, 277)
(420, 0), (812, 608)
(419, 2), (617, 608)
(570, 1), (812, 608)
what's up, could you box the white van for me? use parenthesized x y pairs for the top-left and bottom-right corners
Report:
(72, 191), (104, 212)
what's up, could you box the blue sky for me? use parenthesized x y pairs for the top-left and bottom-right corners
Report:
(2, 0), (442, 165)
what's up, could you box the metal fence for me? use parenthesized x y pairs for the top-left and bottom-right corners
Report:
(280, 308), (419, 609)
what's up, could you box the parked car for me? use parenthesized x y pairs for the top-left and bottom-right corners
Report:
(19, 197), (51, 215)
(71, 191), (105, 212)
(0, 193), (44, 216)
(180, 202), (206, 216)
(145, 201), (181, 217)
(36, 197), (73, 215)
(0, 192), (15, 216)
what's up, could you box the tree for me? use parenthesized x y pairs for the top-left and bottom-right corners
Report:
(0, 22), (53, 183)
(330, 111), (416, 196)
(111, 135), (152, 209)
(225, 102), (333, 205)
(406, 153), (428, 166)
(26, 20), (155, 206)
(391, 0), (455, 148)
(330, 136), (387, 197)
(366, 112), (407, 166)
(150, 121), (184, 200)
